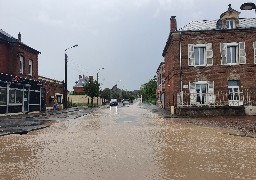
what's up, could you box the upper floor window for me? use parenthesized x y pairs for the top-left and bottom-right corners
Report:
(220, 42), (246, 65)
(253, 42), (256, 64)
(226, 19), (235, 29)
(19, 56), (24, 74)
(188, 43), (213, 67)
(29, 60), (33, 76)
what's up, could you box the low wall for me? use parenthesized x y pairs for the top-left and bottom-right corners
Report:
(245, 106), (256, 115)
(176, 106), (246, 117)
(68, 95), (103, 105)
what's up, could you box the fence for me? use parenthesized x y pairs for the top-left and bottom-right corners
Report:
(177, 90), (255, 107)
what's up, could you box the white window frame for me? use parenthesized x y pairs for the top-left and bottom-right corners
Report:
(188, 43), (213, 67)
(189, 81), (215, 105)
(28, 60), (33, 76)
(226, 19), (235, 29)
(194, 45), (206, 66)
(253, 42), (256, 64)
(226, 43), (238, 65)
(19, 56), (24, 74)
(220, 42), (246, 65)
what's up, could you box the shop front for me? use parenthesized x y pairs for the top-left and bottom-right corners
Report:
(0, 73), (43, 114)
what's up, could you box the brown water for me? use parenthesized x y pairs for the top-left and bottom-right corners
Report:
(0, 103), (256, 180)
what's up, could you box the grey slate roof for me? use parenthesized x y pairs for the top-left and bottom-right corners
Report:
(0, 29), (40, 54)
(179, 18), (256, 31)
(73, 76), (89, 88)
(0, 29), (18, 42)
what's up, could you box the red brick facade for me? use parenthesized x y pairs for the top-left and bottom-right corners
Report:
(161, 5), (256, 113)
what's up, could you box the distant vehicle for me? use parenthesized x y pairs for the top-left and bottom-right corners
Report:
(122, 99), (130, 106)
(110, 99), (118, 106)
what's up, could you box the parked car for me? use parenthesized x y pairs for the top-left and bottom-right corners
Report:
(110, 99), (118, 106)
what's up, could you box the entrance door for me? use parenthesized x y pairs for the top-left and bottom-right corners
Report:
(23, 90), (29, 112)
(196, 84), (207, 105)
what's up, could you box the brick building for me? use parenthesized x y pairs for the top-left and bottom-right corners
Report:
(156, 62), (165, 108)
(73, 75), (88, 94)
(0, 29), (64, 113)
(161, 4), (256, 115)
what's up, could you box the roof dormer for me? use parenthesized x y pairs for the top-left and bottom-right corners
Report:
(216, 4), (240, 29)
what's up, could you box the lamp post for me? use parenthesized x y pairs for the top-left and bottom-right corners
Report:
(96, 67), (104, 105)
(240, 2), (256, 12)
(64, 44), (78, 109)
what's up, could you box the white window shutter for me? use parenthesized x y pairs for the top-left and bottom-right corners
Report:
(254, 42), (256, 64)
(208, 81), (215, 104)
(188, 44), (194, 66)
(189, 82), (196, 105)
(220, 43), (227, 65)
(206, 43), (213, 66)
(239, 42), (246, 64)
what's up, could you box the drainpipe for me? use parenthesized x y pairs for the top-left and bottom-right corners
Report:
(179, 32), (182, 93)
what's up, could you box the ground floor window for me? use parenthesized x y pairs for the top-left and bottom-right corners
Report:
(9, 89), (23, 104)
(0, 88), (7, 105)
(189, 81), (214, 105)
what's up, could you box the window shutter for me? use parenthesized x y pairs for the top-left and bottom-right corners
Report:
(253, 42), (256, 64)
(239, 42), (246, 64)
(208, 81), (215, 104)
(188, 44), (194, 66)
(206, 43), (213, 66)
(220, 43), (227, 65)
(189, 82), (196, 105)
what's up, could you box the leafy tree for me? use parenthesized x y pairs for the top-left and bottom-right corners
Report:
(84, 78), (100, 105)
(101, 88), (111, 101)
(140, 76), (157, 104)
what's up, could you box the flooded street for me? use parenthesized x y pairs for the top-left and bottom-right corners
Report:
(0, 102), (256, 180)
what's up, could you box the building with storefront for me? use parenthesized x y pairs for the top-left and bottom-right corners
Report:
(0, 29), (63, 114)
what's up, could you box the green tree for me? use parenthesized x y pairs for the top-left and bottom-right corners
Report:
(84, 78), (100, 105)
(101, 88), (111, 102)
(140, 76), (157, 104)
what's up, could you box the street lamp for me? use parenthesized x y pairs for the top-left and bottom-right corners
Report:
(240, 2), (256, 11)
(64, 44), (78, 109)
(96, 67), (104, 105)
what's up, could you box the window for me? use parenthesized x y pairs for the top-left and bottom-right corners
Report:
(226, 19), (235, 29)
(9, 89), (23, 104)
(189, 81), (214, 105)
(20, 56), (24, 74)
(29, 60), (32, 76)
(0, 88), (7, 105)
(220, 42), (246, 65)
(227, 45), (237, 64)
(188, 43), (213, 66)
(253, 42), (256, 64)
(228, 80), (240, 106)
(194, 47), (205, 66)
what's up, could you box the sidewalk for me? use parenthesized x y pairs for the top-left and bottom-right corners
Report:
(0, 106), (96, 136)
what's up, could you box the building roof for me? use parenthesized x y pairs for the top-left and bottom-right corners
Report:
(0, 29), (40, 54)
(179, 18), (256, 31)
(73, 76), (89, 88)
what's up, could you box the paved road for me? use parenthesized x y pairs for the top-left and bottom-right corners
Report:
(0, 102), (256, 179)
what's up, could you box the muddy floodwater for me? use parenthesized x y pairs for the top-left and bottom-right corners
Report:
(0, 102), (256, 180)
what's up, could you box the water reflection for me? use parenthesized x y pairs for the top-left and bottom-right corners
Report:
(0, 104), (256, 179)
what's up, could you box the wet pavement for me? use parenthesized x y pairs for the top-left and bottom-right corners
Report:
(0, 102), (256, 179)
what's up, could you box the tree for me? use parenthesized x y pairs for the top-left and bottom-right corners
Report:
(101, 88), (111, 102)
(84, 78), (100, 105)
(140, 76), (157, 104)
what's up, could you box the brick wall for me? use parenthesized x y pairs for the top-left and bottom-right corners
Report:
(164, 29), (256, 109)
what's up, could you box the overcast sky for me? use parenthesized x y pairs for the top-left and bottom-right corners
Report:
(0, 0), (254, 91)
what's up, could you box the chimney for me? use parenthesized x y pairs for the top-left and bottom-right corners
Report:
(79, 75), (82, 79)
(18, 32), (21, 42)
(170, 16), (177, 32)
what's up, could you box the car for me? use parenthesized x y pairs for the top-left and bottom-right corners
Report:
(110, 99), (118, 106)
(122, 99), (130, 106)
